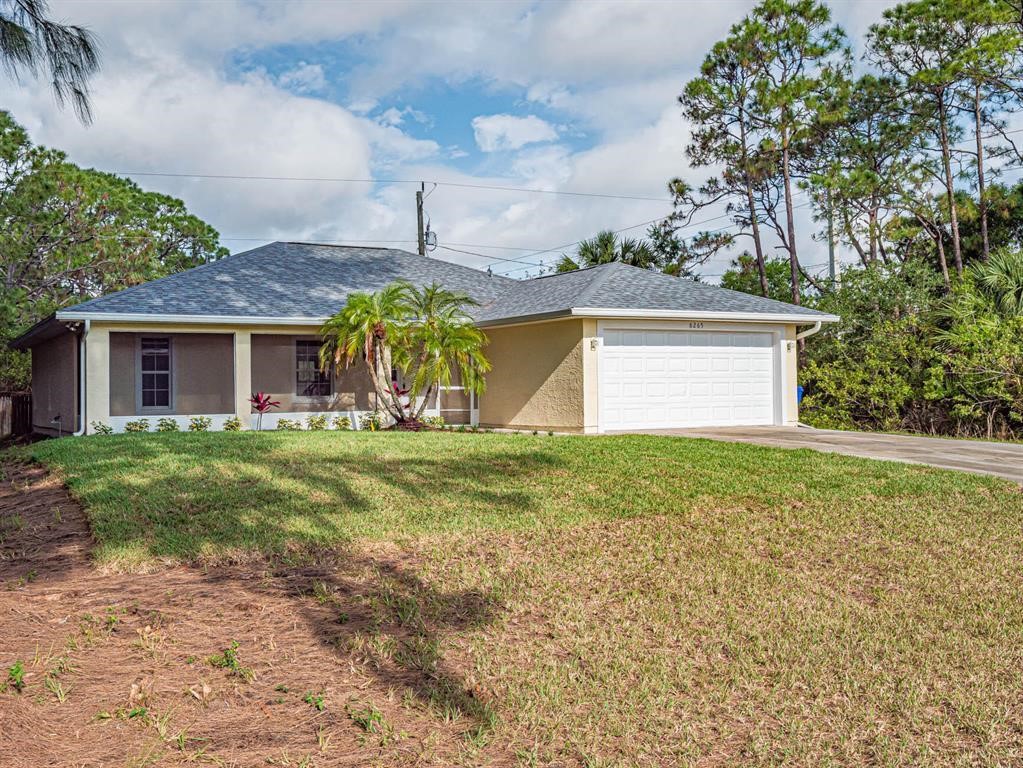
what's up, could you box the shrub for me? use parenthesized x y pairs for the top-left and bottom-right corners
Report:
(222, 416), (242, 432)
(188, 416), (213, 432)
(276, 418), (303, 431)
(124, 419), (150, 433)
(156, 418), (180, 432)
(305, 414), (328, 431)
(90, 421), (113, 435)
(359, 411), (382, 431)
(421, 415), (445, 428)
(331, 415), (352, 431)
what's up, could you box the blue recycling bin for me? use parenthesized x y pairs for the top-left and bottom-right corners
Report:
(796, 385), (805, 404)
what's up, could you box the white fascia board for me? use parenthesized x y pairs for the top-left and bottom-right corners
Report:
(569, 307), (840, 324)
(54, 311), (329, 326)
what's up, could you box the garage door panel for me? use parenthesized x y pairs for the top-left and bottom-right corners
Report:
(601, 328), (776, 429)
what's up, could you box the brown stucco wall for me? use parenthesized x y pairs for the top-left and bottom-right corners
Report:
(109, 332), (234, 416)
(251, 334), (377, 412)
(31, 330), (78, 435)
(479, 319), (585, 432)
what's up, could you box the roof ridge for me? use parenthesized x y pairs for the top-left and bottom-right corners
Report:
(285, 241), (396, 251)
(573, 261), (627, 306)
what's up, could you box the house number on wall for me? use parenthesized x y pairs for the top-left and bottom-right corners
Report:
(688, 322), (705, 329)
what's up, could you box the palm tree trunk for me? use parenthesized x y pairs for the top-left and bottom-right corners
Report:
(365, 348), (403, 421)
(413, 382), (436, 420)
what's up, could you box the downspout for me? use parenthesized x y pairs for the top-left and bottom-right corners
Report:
(794, 320), (822, 429)
(795, 320), (821, 341)
(72, 319), (90, 436)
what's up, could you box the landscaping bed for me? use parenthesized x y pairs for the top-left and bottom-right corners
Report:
(2, 432), (1022, 766)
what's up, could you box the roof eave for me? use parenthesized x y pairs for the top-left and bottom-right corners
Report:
(54, 310), (331, 326)
(8, 314), (76, 350)
(473, 309), (575, 328)
(569, 307), (840, 324)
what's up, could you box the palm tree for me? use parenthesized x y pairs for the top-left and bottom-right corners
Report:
(402, 283), (490, 421)
(972, 246), (1023, 317)
(1, 0), (100, 124)
(319, 282), (413, 422)
(319, 281), (490, 426)
(557, 230), (659, 273)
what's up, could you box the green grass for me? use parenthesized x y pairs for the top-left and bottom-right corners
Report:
(23, 430), (1015, 568)
(18, 431), (1023, 764)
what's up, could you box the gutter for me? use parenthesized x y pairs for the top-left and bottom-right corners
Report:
(55, 310), (328, 326)
(795, 320), (823, 341)
(72, 320), (89, 436)
(571, 307), (840, 324)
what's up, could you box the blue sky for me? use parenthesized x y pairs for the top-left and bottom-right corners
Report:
(5, 0), (896, 280)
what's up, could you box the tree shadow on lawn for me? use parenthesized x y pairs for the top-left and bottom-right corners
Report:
(16, 436), (566, 737)
(64, 436), (562, 562)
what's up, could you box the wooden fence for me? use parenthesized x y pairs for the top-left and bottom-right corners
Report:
(0, 393), (31, 438)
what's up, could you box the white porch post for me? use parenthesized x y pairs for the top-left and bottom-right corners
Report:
(84, 327), (109, 434)
(234, 330), (252, 428)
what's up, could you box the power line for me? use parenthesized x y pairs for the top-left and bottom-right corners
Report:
(72, 168), (672, 203)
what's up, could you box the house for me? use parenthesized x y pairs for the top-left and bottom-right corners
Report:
(11, 242), (838, 435)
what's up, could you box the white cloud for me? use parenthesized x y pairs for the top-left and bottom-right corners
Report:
(3, 0), (899, 281)
(377, 105), (431, 128)
(278, 62), (326, 93)
(471, 114), (558, 152)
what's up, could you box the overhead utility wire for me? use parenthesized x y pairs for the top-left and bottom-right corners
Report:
(493, 194), (819, 277)
(74, 169), (672, 203)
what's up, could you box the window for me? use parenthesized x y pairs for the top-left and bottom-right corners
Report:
(140, 337), (171, 409)
(296, 340), (330, 397)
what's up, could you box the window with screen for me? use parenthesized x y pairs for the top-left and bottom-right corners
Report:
(140, 337), (171, 409)
(296, 340), (331, 397)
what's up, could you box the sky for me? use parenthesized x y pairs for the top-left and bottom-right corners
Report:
(4, 0), (899, 281)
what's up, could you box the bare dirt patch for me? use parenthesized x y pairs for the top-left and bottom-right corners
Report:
(0, 461), (504, 767)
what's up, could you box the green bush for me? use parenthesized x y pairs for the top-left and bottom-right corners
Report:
(222, 416), (242, 432)
(305, 414), (328, 431)
(90, 421), (113, 435)
(359, 411), (382, 431)
(421, 415), (445, 428)
(801, 259), (1023, 439)
(188, 416), (213, 432)
(276, 418), (303, 431)
(331, 415), (352, 431)
(155, 418), (180, 432)
(124, 419), (150, 433)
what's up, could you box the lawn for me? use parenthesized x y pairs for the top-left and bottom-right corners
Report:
(8, 431), (1023, 766)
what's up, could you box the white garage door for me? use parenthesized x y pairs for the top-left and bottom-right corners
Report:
(601, 328), (776, 430)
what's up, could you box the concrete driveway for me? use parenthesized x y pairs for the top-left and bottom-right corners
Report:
(632, 426), (1023, 484)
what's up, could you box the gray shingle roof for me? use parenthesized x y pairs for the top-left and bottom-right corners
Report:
(58, 242), (833, 325)
(64, 242), (516, 319)
(474, 261), (832, 323)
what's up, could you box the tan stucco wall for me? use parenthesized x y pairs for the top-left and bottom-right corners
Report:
(30, 330), (78, 435)
(109, 332), (234, 416)
(479, 319), (586, 432)
(251, 334), (377, 412)
(784, 324), (799, 425)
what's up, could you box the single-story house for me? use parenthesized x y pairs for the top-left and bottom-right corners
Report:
(11, 241), (837, 435)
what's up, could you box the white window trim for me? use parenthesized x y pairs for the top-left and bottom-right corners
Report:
(136, 335), (174, 414)
(294, 338), (332, 401)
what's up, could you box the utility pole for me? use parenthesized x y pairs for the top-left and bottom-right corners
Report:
(416, 183), (426, 257)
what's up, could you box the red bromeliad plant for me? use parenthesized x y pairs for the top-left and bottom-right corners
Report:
(249, 392), (280, 431)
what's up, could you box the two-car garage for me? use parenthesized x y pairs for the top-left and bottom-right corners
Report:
(599, 324), (780, 431)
